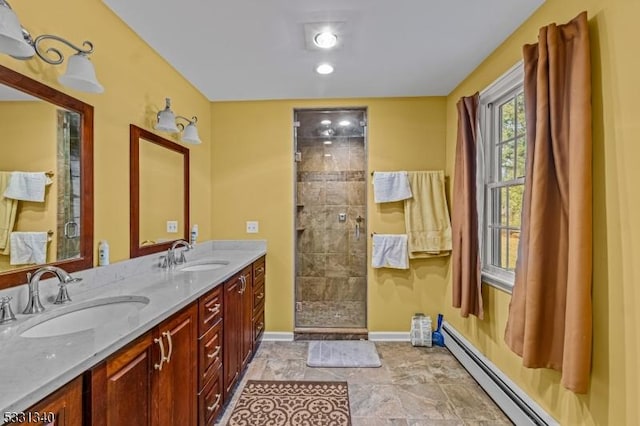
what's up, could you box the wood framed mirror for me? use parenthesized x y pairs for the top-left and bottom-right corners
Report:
(130, 125), (189, 258)
(0, 64), (94, 290)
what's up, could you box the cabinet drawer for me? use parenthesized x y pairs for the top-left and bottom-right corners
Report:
(199, 364), (224, 426)
(253, 257), (265, 285)
(253, 308), (265, 343)
(253, 281), (265, 313)
(199, 321), (223, 390)
(199, 285), (223, 336)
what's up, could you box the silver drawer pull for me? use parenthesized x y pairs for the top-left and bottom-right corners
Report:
(163, 331), (173, 363)
(256, 266), (264, 273)
(256, 292), (264, 300)
(257, 322), (264, 332)
(207, 345), (221, 359)
(154, 337), (166, 371)
(207, 303), (221, 315)
(207, 394), (222, 412)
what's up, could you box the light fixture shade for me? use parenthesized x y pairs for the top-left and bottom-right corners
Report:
(0, 3), (34, 58)
(58, 53), (104, 93)
(156, 99), (179, 133)
(181, 121), (201, 144)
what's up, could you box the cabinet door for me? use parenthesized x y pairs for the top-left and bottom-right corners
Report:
(154, 304), (198, 426)
(90, 333), (155, 426)
(223, 274), (242, 396)
(13, 377), (83, 426)
(240, 268), (254, 369)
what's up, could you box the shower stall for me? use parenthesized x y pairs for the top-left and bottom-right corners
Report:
(293, 108), (367, 338)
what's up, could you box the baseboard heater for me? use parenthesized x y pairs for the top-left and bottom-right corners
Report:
(442, 321), (559, 426)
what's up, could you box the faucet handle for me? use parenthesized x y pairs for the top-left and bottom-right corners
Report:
(159, 255), (168, 269)
(54, 282), (72, 305)
(176, 251), (187, 265)
(0, 296), (16, 324)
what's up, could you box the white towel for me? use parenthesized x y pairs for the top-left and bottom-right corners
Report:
(3, 172), (51, 202)
(372, 172), (412, 203)
(9, 232), (48, 265)
(372, 234), (409, 269)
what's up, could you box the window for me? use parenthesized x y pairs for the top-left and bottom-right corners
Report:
(479, 63), (526, 291)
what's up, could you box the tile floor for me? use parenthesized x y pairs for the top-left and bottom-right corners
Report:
(216, 341), (513, 425)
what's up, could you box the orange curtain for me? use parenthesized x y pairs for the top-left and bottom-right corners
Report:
(504, 12), (592, 393)
(452, 93), (483, 319)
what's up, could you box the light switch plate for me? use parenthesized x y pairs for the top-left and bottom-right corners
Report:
(166, 220), (178, 233)
(246, 221), (259, 233)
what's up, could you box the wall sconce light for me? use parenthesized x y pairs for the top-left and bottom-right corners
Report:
(155, 98), (201, 145)
(0, 0), (104, 93)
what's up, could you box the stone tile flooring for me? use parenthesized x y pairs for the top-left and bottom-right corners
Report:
(216, 341), (513, 426)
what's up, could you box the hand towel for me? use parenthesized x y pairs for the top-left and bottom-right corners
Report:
(404, 171), (452, 258)
(373, 171), (412, 203)
(0, 172), (18, 255)
(372, 234), (409, 269)
(3, 172), (51, 202)
(9, 232), (48, 265)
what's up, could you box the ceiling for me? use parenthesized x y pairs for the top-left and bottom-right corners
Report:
(102, 0), (544, 101)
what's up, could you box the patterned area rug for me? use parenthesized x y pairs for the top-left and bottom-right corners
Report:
(227, 380), (351, 426)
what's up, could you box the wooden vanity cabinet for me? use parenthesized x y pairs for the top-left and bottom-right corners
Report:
(252, 256), (266, 345)
(89, 303), (198, 426)
(222, 266), (253, 397)
(197, 285), (223, 425)
(10, 377), (83, 425)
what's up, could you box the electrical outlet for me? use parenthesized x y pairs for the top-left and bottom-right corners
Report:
(166, 220), (178, 233)
(246, 221), (259, 233)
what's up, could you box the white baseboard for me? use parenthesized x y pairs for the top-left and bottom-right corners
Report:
(262, 332), (294, 342)
(442, 321), (558, 426)
(368, 332), (411, 342)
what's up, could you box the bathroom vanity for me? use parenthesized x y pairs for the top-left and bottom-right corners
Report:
(0, 241), (266, 426)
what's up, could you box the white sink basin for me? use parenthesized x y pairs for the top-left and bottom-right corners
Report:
(20, 296), (150, 338)
(178, 260), (229, 272)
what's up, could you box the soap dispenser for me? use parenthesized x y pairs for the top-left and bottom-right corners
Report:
(98, 240), (110, 266)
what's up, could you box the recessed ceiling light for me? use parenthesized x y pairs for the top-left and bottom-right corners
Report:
(314, 31), (338, 49)
(316, 63), (334, 75)
(324, 153), (332, 157)
(321, 119), (331, 125)
(339, 120), (351, 126)
(323, 140), (332, 145)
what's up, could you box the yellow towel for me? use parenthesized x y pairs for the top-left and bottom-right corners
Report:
(404, 171), (452, 258)
(0, 172), (18, 255)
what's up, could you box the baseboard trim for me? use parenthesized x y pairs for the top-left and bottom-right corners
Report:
(261, 332), (294, 342)
(368, 332), (411, 342)
(442, 321), (558, 426)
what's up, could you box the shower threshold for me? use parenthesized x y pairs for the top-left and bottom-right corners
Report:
(294, 327), (368, 341)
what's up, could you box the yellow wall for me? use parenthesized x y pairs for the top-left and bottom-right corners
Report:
(444, 0), (640, 424)
(0, 0), (212, 264)
(0, 101), (57, 270)
(211, 98), (448, 332)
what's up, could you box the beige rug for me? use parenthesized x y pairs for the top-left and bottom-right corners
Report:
(227, 380), (351, 425)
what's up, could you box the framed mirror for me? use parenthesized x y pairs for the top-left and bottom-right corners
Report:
(130, 125), (189, 258)
(0, 64), (94, 290)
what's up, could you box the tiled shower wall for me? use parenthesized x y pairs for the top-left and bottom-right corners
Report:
(296, 136), (367, 328)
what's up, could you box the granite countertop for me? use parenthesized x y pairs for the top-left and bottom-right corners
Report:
(0, 240), (266, 419)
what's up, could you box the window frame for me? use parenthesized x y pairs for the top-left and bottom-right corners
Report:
(478, 61), (525, 293)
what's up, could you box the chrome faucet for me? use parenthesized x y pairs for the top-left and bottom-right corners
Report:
(23, 266), (82, 314)
(160, 240), (193, 269)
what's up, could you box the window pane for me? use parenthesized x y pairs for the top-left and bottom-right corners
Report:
(507, 230), (520, 270)
(509, 184), (524, 228)
(516, 92), (526, 136)
(516, 136), (526, 178)
(490, 187), (508, 226)
(500, 98), (516, 141)
(500, 142), (515, 181)
(491, 228), (508, 269)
